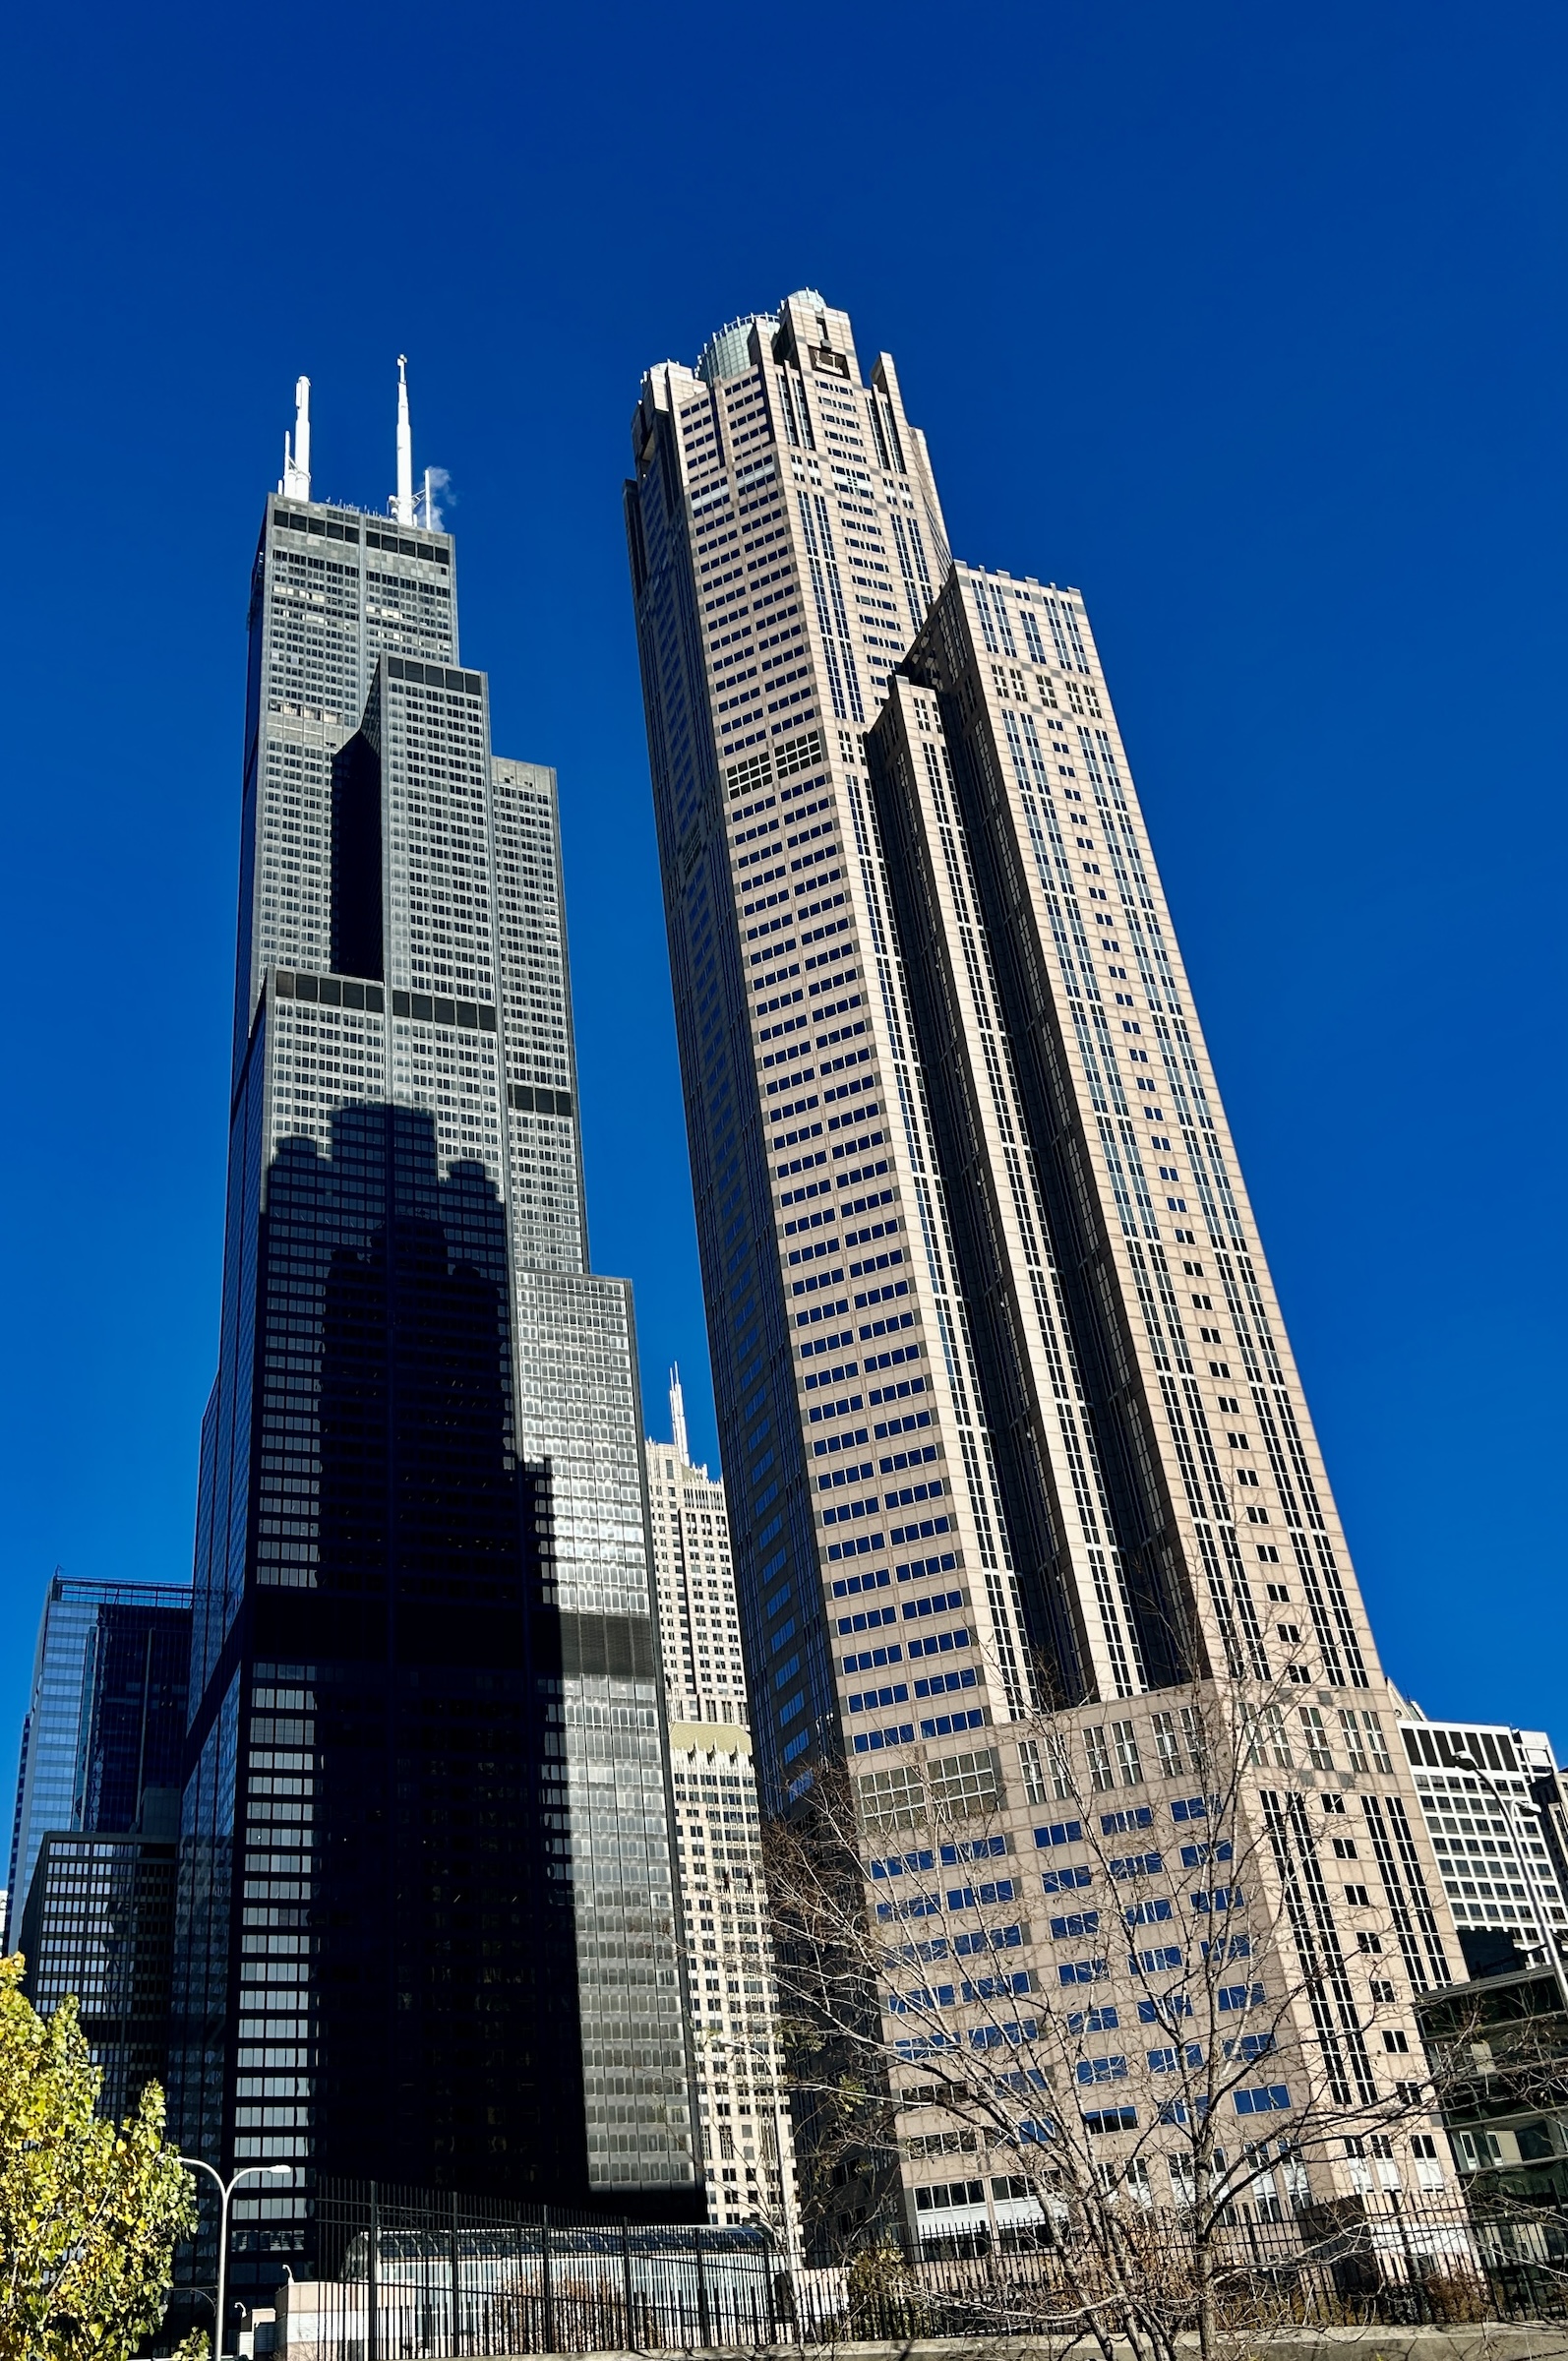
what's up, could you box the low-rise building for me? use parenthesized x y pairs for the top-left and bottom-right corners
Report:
(1416, 1949), (1568, 2204)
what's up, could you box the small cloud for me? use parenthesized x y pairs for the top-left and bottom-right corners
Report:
(418, 464), (453, 530)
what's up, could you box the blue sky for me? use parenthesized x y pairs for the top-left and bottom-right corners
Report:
(0, 0), (1562, 1777)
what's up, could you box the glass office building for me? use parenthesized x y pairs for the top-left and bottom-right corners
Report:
(170, 377), (696, 2296)
(20, 1812), (181, 2124)
(5, 1576), (192, 1952)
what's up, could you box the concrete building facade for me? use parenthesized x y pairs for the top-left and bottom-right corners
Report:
(646, 1373), (800, 2241)
(1397, 1710), (1568, 1971)
(625, 292), (1465, 2250)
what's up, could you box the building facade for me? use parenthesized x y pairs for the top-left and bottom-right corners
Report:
(20, 1802), (181, 2124)
(645, 1374), (800, 2239)
(1397, 1709), (1568, 1970)
(171, 374), (696, 2295)
(1416, 1954), (1568, 2201)
(5, 1576), (192, 1953)
(626, 292), (1464, 2249)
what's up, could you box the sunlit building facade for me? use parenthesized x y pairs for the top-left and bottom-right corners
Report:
(645, 1375), (800, 2239)
(626, 292), (1463, 2251)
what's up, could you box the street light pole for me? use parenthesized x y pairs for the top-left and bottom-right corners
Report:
(179, 2158), (291, 2359)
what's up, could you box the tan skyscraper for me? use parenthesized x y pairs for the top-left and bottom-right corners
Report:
(645, 1373), (801, 2240)
(626, 293), (1461, 2253)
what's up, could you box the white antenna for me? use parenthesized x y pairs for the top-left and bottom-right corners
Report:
(279, 376), (311, 500)
(669, 1365), (690, 1466)
(422, 465), (433, 528)
(393, 355), (414, 525)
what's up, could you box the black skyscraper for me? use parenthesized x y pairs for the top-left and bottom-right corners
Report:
(169, 378), (696, 2299)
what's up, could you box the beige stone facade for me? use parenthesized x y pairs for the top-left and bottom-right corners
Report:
(626, 293), (1464, 2248)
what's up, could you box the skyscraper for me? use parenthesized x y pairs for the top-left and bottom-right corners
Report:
(20, 1805), (181, 2125)
(172, 371), (696, 2295)
(5, 1575), (192, 1952)
(6, 1576), (191, 2123)
(626, 293), (1460, 2247)
(644, 1373), (800, 2238)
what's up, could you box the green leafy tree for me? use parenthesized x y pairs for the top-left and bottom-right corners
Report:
(0, 1952), (204, 2360)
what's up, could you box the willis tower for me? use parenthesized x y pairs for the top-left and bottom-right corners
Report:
(172, 369), (698, 2294)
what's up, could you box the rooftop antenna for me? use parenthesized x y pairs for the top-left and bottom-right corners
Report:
(669, 1365), (690, 1466)
(278, 376), (311, 501)
(418, 464), (434, 529)
(393, 356), (415, 525)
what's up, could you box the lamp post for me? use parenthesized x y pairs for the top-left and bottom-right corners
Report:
(179, 2159), (291, 2360)
(1449, 1750), (1568, 2005)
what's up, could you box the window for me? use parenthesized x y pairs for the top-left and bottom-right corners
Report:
(1247, 1706), (1293, 1770)
(860, 1764), (924, 1831)
(1382, 2028), (1410, 2054)
(1043, 1865), (1093, 1895)
(929, 1747), (1000, 1818)
(1086, 1727), (1115, 1792)
(1075, 2055), (1128, 2085)
(1138, 1995), (1192, 2023)
(1233, 2086), (1292, 2116)
(1344, 1883), (1371, 1907)
(1113, 1721), (1144, 1787)
(1299, 1708), (1334, 1772)
(1153, 1708), (1200, 1779)
(1017, 1736), (1047, 1805)
(1356, 1710), (1393, 1773)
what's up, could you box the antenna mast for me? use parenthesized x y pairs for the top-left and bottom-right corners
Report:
(279, 376), (312, 501)
(393, 356), (414, 525)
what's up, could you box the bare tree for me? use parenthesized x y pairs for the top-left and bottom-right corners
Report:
(766, 1670), (1467, 2361)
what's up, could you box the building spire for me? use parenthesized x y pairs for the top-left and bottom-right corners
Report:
(279, 375), (311, 501)
(669, 1365), (690, 1466)
(393, 355), (414, 525)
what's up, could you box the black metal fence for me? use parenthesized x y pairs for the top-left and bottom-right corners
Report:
(241, 2182), (1568, 2355)
(274, 2184), (780, 2357)
(795, 2195), (1568, 2343)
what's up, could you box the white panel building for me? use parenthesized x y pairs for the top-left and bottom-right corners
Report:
(1397, 1706), (1568, 1968)
(647, 1375), (801, 2241)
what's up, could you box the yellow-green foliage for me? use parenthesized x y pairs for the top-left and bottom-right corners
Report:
(0, 1953), (199, 2359)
